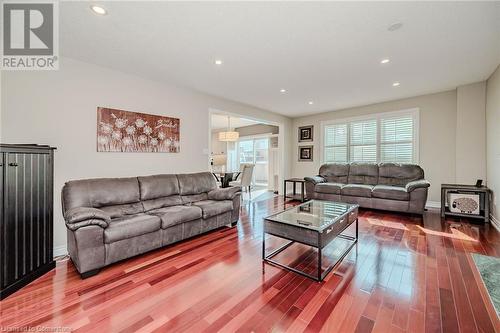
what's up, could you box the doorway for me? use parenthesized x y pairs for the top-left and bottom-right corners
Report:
(238, 137), (269, 187)
(208, 109), (284, 200)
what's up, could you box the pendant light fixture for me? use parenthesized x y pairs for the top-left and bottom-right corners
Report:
(218, 116), (239, 142)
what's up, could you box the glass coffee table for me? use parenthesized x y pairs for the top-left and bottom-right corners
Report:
(262, 200), (358, 281)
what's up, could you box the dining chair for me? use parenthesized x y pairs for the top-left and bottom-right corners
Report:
(230, 164), (254, 193)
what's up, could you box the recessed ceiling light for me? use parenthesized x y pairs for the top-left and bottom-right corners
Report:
(308, 101), (314, 105)
(392, 82), (400, 87)
(90, 5), (107, 15)
(214, 59), (223, 65)
(380, 59), (390, 64)
(388, 22), (403, 31)
(280, 89), (286, 93)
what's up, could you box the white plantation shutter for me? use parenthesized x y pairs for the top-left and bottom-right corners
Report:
(380, 116), (414, 163)
(324, 124), (348, 163)
(321, 110), (418, 164)
(349, 119), (377, 162)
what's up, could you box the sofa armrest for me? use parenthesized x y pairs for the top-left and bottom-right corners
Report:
(406, 179), (430, 192)
(64, 207), (110, 231)
(208, 186), (242, 200)
(304, 176), (326, 185)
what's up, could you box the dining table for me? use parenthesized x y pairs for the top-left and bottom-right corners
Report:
(212, 171), (241, 188)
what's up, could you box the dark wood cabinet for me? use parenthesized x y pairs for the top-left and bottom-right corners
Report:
(0, 144), (56, 299)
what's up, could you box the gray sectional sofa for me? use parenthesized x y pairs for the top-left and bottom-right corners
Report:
(305, 163), (430, 214)
(62, 172), (241, 278)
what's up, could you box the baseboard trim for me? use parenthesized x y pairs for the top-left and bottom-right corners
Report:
(425, 200), (441, 209)
(53, 245), (67, 257)
(490, 215), (500, 232)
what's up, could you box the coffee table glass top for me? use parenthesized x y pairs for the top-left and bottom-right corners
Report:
(265, 200), (358, 232)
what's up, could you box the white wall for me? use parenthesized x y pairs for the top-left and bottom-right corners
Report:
(292, 90), (459, 203)
(486, 65), (500, 227)
(456, 82), (486, 184)
(1, 57), (292, 253)
(236, 124), (279, 136)
(210, 129), (228, 155)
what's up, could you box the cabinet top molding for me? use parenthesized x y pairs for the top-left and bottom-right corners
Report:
(0, 144), (57, 152)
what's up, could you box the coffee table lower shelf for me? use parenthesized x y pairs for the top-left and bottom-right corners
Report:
(262, 220), (358, 282)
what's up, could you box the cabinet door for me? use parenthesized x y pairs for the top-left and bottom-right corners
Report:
(0, 153), (4, 290)
(3, 152), (52, 287)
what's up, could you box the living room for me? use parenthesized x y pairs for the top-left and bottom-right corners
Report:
(1, 1), (499, 332)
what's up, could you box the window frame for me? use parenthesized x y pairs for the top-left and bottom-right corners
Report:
(323, 123), (348, 163)
(320, 108), (420, 164)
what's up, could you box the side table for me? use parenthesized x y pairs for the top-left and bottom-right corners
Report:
(440, 184), (491, 223)
(284, 178), (307, 202)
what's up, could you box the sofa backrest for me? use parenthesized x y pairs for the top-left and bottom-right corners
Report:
(348, 163), (379, 185)
(177, 172), (217, 203)
(62, 172), (219, 217)
(62, 177), (142, 217)
(318, 163), (349, 183)
(138, 174), (183, 211)
(317, 162), (424, 186)
(378, 163), (424, 186)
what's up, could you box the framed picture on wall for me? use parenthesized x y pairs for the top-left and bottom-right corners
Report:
(298, 145), (313, 162)
(298, 125), (313, 142)
(97, 107), (180, 153)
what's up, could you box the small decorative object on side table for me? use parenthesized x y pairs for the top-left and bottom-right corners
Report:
(440, 183), (491, 223)
(284, 178), (307, 202)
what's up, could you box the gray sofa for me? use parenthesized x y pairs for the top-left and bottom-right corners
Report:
(305, 163), (430, 214)
(62, 172), (241, 278)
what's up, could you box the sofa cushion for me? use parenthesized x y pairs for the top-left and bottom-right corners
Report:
(378, 163), (424, 186)
(100, 202), (144, 218)
(149, 205), (202, 228)
(208, 187), (242, 200)
(319, 164), (349, 183)
(182, 193), (209, 204)
(177, 172), (217, 195)
(104, 214), (161, 244)
(341, 184), (373, 198)
(62, 177), (140, 211)
(192, 200), (233, 219)
(142, 196), (183, 212)
(138, 174), (180, 200)
(347, 163), (379, 185)
(372, 185), (409, 201)
(315, 182), (343, 195)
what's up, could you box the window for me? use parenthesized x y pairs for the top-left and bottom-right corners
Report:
(238, 140), (254, 164)
(349, 119), (377, 163)
(380, 116), (414, 163)
(321, 109), (418, 164)
(237, 137), (270, 186)
(324, 123), (347, 163)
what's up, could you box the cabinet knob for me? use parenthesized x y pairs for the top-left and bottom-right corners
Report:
(9, 162), (18, 167)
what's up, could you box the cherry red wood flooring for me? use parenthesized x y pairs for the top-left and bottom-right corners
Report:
(1, 196), (499, 332)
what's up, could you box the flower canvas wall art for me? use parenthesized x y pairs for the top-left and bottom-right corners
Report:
(97, 107), (180, 153)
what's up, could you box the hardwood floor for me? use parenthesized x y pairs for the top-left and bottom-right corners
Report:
(1, 196), (499, 332)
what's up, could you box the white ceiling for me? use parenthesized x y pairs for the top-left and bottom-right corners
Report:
(60, 1), (500, 117)
(211, 114), (261, 130)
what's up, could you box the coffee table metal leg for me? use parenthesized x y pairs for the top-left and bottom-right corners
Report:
(262, 232), (266, 259)
(318, 247), (322, 281)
